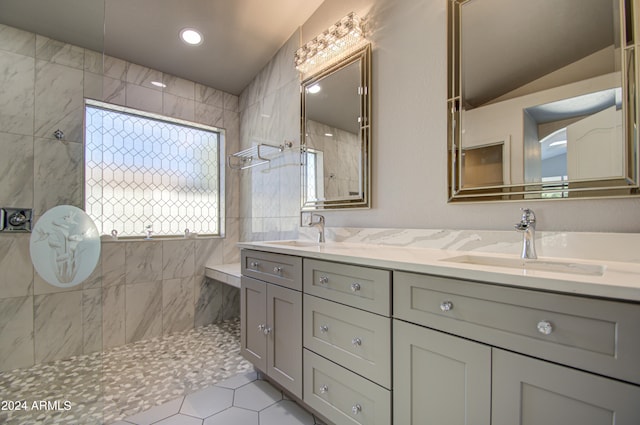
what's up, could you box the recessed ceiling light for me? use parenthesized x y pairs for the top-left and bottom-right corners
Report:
(151, 81), (167, 88)
(324, 133), (333, 137)
(307, 84), (321, 94)
(180, 28), (203, 46)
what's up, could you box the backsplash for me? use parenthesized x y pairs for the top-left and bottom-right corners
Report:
(0, 23), (241, 372)
(298, 226), (640, 263)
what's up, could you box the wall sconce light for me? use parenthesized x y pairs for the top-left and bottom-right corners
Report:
(294, 12), (367, 77)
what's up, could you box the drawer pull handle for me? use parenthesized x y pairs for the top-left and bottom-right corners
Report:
(258, 324), (265, 332)
(273, 266), (283, 274)
(350, 282), (361, 292)
(352, 337), (362, 346)
(440, 301), (454, 312)
(352, 404), (362, 415)
(250, 261), (260, 269)
(263, 326), (272, 336)
(537, 320), (553, 335)
(319, 325), (329, 333)
(319, 385), (329, 394)
(319, 276), (329, 284)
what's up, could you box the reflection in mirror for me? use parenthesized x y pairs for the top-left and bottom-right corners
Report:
(525, 88), (623, 183)
(448, 0), (638, 201)
(304, 148), (325, 201)
(301, 44), (371, 210)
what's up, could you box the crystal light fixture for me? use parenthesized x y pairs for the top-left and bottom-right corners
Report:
(294, 12), (366, 76)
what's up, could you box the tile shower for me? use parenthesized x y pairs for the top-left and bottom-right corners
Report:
(0, 20), (241, 383)
(0, 17), (310, 425)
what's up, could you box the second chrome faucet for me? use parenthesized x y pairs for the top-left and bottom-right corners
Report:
(515, 208), (537, 260)
(308, 213), (325, 243)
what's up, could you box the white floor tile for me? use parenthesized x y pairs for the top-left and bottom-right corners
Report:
(233, 380), (283, 411)
(260, 400), (316, 425)
(153, 413), (203, 425)
(180, 386), (234, 418)
(116, 373), (320, 425)
(124, 397), (184, 425)
(215, 370), (258, 390)
(203, 407), (259, 425)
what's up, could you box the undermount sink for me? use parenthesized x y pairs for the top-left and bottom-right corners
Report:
(443, 254), (605, 277)
(264, 240), (362, 250)
(265, 240), (324, 248)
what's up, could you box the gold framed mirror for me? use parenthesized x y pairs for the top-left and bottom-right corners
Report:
(301, 43), (371, 210)
(448, 0), (639, 202)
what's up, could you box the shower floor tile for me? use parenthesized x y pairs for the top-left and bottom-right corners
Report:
(0, 319), (253, 424)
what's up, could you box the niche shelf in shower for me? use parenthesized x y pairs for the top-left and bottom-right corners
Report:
(227, 141), (293, 170)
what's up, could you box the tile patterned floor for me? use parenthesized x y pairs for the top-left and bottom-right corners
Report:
(0, 319), (254, 424)
(113, 371), (326, 425)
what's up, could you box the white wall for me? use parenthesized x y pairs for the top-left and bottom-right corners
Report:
(308, 0), (640, 233)
(239, 0), (640, 236)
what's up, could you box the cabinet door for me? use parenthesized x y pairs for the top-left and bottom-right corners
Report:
(393, 320), (491, 425)
(492, 349), (640, 425)
(267, 283), (302, 398)
(240, 276), (267, 371)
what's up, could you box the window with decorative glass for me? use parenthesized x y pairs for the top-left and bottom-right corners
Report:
(84, 100), (224, 238)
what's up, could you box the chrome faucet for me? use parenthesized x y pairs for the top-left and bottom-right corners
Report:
(308, 214), (325, 243)
(514, 208), (537, 260)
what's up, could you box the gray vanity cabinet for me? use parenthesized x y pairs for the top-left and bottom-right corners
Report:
(394, 270), (640, 425)
(302, 258), (392, 425)
(240, 276), (268, 370)
(240, 246), (640, 425)
(492, 349), (640, 425)
(394, 319), (640, 425)
(240, 250), (303, 398)
(393, 319), (491, 425)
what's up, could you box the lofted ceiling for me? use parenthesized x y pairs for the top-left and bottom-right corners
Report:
(461, 0), (616, 108)
(0, 0), (324, 95)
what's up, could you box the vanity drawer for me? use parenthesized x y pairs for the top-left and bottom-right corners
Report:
(303, 259), (391, 316)
(303, 349), (391, 425)
(304, 294), (391, 389)
(394, 271), (640, 385)
(241, 250), (302, 290)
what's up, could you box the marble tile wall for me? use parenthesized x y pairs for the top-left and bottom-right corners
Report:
(0, 23), (241, 372)
(238, 32), (303, 242)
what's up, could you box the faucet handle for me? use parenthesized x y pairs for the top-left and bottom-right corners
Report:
(309, 213), (325, 225)
(519, 208), (536, 223)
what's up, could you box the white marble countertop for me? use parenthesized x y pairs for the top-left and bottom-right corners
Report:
(238, 240), (640, 302)
(204, 262), (241, 288)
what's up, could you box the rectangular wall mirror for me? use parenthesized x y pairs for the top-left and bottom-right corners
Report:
(301, 44), (371, 210)
(448, 0), (639, 201)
